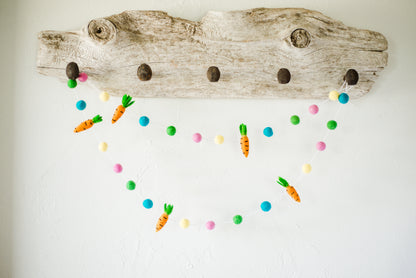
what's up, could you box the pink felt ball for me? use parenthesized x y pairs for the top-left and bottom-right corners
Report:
(316, 141), (326, 151)
(113, 163), (123, 173)
(78, 72), (88, 82)
(192, 133), (202, 143)
(206, 221), (215, 230)
(309, 104), (319, 115)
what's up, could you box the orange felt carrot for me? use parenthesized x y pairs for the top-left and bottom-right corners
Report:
(74, 115), (103, 133)
(277, 177), (300, 202)
(112, 94), (134, 124)
(156, 203), (174, 232)
(239, 124), (249, 158)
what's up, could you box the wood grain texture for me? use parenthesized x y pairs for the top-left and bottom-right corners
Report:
(37, 8), (388, 99)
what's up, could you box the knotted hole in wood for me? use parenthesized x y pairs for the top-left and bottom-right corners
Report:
(277, 68), (291, 84)
(290, 28), (311, 48)
(207, 66), (220, 82)
(137, 63), (152, 81)
(66, 62), (79, 80)
(87, 18), (117, 44)
(344, 69), (359, 85)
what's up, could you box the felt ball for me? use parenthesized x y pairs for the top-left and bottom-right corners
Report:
(98, 142), (108, 152)
(206, 221), (215, 230)
(76, 100), (86, 111)
(291, 115), (300, 125)
(302, 163), (312, 173)
(99, 92), (110, 102)
(316, 141), (326, 151)
(78, 72), (88, 82)
(233, 215), (243, 225)
(180, 218), (190, 229)
(166, 126), (176, 136)
(139, 116), (149, 127)
(261, 201), (271, 212)
(142, 199), (153, 209)
(329, 90), (339, 101)
(67, 79), (77, 88)
(192, 133), (202, 143)
(113, 163), (122, 173)
(327, 120), (337, 130)
(126, 180), (136, 190)
(338, 93), (349, 104)
(309, 104), (319, 115)
(214, 135), (224, 145)
(263, 127), (273, 137)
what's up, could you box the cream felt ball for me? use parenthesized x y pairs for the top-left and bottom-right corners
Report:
(302, 163), (312, 173)
(214, 135), (224, 144)
(180, 218), (190, 229)
(98, 142), (108, 152)
(329, 90), (339, 101)
(99, 92), (110, 102)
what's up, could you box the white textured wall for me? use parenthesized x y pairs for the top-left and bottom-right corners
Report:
(1, 0), (416, 277)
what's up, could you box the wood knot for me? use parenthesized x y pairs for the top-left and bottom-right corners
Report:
(277, 68), (291, 84)
(290, 29), (311, 48)
(344, 69), (359, 85)
(66, 62), (79, 80)
(137, 64), (152, 81)
(88, 18), (116, 44)
(207, 66), (220, 82)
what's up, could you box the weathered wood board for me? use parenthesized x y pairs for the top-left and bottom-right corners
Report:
(37, 8), (388, 99)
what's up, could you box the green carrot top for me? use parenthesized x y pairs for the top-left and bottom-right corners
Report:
(92, 115), (103, 123)
(277, 177), (289, 187)
(164, 203), (174, 215)
(239, 123), (247, 136)
(121, 94), (135, 108)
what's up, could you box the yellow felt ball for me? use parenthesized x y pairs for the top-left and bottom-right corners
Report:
(180, 218), (190, 229)
(98, 142), (108, 152)
(302, 163), (312, 174)
(214, 135), (224, 144)
(99, 91), (110, 102)
(329, 90), (339, 101)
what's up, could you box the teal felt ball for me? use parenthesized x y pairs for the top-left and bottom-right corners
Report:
(338, 93), (349, 104)
(233, 215), (243, 225)
(327, 120), (337, 130)
(143, 199), (153, 209)
(126, 180), (136, 190)
(76, 100), (86, 111)
(290, 115), (300, 125)
(139, 116), (149, 127)
(67, 79), (77, 88)
(263, 127), (273, 137)
(261, 201), (271, 212)
(166, 126), (176, 136)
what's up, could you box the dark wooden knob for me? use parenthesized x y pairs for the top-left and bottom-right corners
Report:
(207, 66), (220, 82)
(344, 69), (359, 85)
(290, 29), (311, 48)
(277, 68), (291, 84)
(66, 62), (79, 80)
(137, 64), (152, 81)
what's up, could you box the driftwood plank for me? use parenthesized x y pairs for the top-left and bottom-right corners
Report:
(37, 8), (388, 99)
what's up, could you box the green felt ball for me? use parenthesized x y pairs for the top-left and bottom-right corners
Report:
(327, 120), (337, 130)
(233, 215), (243, 225)
(126, 180), (136, 190)
(67, 79), (77, 88)
(166, 126), (176, 136)
(290, 115), (300, 125)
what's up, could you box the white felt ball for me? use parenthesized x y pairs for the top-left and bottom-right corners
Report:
(214, 135), (224, 144)
(98, 142), (108, 152)
(302, 163), (312, 173)
(99, 92), (110, 102)
(180, 218), (190, 229)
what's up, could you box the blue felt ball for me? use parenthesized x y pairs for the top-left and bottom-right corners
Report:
(338, 93), (349, 104)
(76, 100), (86, 111)
(263, 127), (273, 137)
(261, 201), (271, 212)
(143, 199), (153, 209)
(139, 116), (150, 127)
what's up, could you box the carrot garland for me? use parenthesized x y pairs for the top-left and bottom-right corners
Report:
(239, 123), (249, 158)
(74, 115), (103, 133)
(277, 177), (301, 203)
(112, 94), (134, 124)
(156, 203), (174, 232)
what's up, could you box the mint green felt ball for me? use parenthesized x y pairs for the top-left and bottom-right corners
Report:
(327, 120), (337, 130)
(290, 115), (300, 125)
(126, 180), (136, 190)
(233, 215), (243, 225)
(166, 126), (176, 136)
(67, 79), (77, 88)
